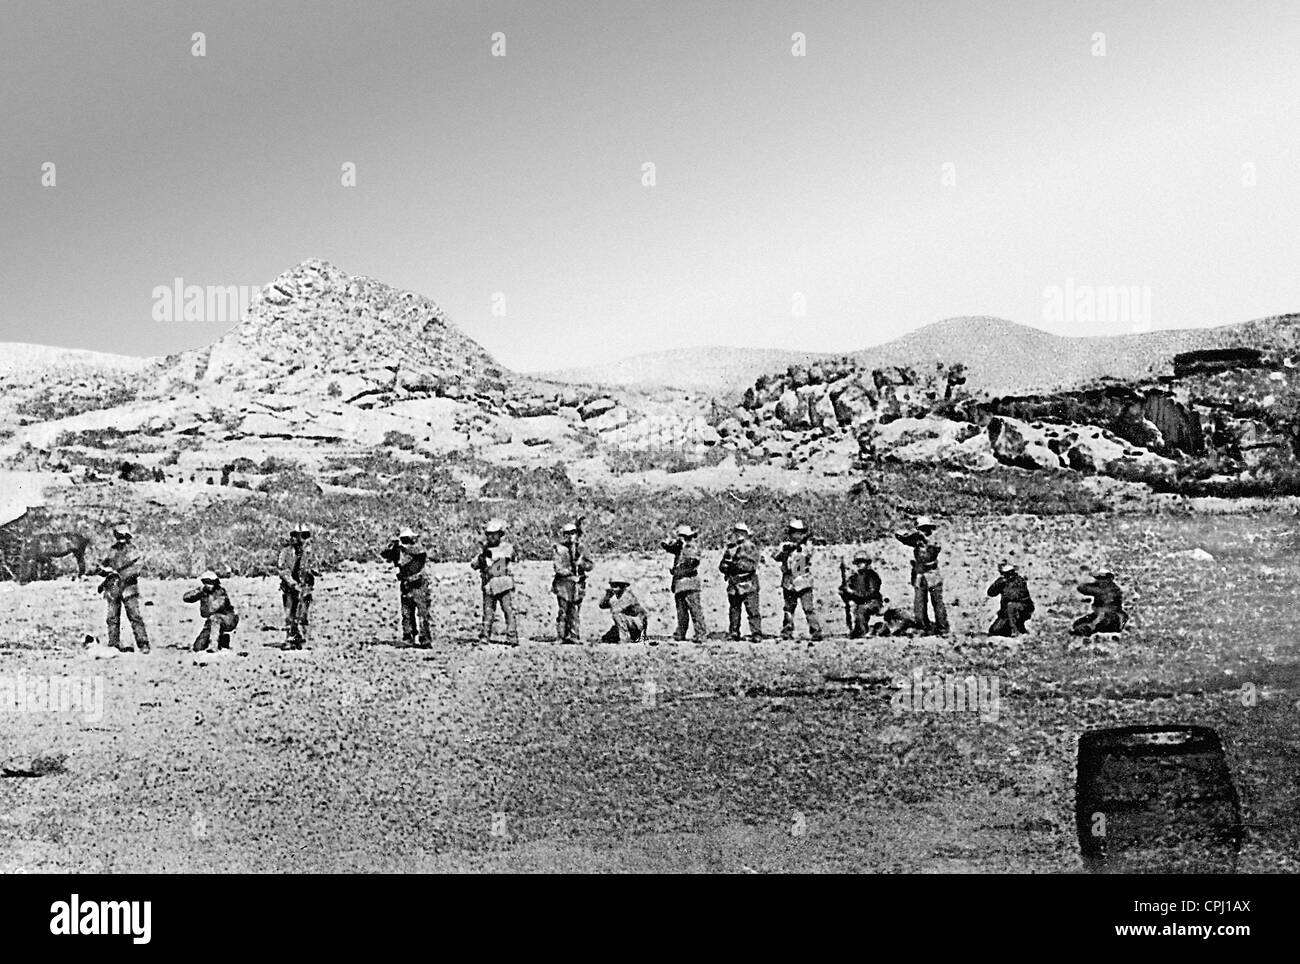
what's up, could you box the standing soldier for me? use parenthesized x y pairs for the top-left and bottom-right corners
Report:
(987, 561), (1035, 637)
(840, 550), (884, 638)
(598, 572), (649, 644)
(471, 518), (519, 646)
(94, 524), (150, 653)
(773, 518), (823, 642)
(183, 570), (239, 652)
(894, 515), (949, 636)
(661, 524), (707, 643)
(719, 521), (762, 641)
(381, 527), (432, 648)
(1071, 565), (1129, 636)
(552, 520), (594, 644)
(277, 523), (317, 650)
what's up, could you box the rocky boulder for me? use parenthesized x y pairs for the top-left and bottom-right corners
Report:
(579, 397), (617, 421)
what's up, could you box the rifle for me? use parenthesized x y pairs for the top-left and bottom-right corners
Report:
(839, 558), (852, 633)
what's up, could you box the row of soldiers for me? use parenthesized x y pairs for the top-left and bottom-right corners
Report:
(88, 517), (1131, 651)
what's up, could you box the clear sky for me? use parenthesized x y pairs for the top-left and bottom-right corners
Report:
(3, 0), (1298, 371)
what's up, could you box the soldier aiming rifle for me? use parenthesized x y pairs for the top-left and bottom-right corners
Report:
(552, 518), (594, 644)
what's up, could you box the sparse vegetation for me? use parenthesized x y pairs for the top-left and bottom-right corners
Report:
(606, 444), (729, 475)
(382, 430), (417, 450)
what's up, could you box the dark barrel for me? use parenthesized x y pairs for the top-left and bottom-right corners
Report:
(1075, 725), (1242, 873)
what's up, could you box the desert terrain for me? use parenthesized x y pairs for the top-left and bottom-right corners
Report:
(2, 512), (1296, 872)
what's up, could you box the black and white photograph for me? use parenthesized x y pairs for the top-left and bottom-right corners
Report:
(0, 0), (1292, 929)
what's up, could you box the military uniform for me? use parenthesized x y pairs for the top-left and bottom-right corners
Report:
(662, 536), (707, 641)
(381, 538), (432, 647)
(870, 607), (921, 637)
(599, 583), (648, 643)
(773, 537), (822, 640)
(1071, 575), (1128, 636)
(987, 571), (1034, 636)
(552, 539), (594, 644)
(719, 534), (763, 640)
(895, 528), (949, 635)
(97, 541), (150, 652)
(841, 564), (883, 637)
(472, 538), (518, 645)
(183, 580), (239, 651)
(277, 537), (317, 649)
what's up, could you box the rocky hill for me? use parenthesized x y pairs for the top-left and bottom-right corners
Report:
(161, 259), (510, 404)
(0, 261), (677, 489)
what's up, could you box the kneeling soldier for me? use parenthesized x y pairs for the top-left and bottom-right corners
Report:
(183, 570), (239, 651)
(471, 518), (519, 646)
(1071, 565), (1129, 636)
(552, 520), (594, 644)
(599, 572), (648, 643)
(381, 527), (432, 647)
(719, 522), (762, 641)
(987, 561), (1034, 637)
(841, 550), (883, 638)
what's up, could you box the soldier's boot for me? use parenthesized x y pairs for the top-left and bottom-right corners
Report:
(217, 632), (231, 650)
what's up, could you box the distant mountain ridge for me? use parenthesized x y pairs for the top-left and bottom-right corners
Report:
(534, 347), (835, 394)
(0, 343), (148, 378)
(537, 314), (1300, 397)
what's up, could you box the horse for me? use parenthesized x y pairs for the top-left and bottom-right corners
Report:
(23, 531), (92, 581)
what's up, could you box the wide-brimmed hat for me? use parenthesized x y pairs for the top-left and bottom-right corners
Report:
(199, 569), (219, 583)
(675, 524), (697, 538)
(916, 515), (936, 529)
(484, 518), (506, 533)
(787, 518), (807, 532)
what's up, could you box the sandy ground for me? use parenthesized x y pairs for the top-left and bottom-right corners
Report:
(2, 514), (1298, 872)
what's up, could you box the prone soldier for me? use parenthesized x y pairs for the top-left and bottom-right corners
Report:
(94, 524), (150, 653)
(277, 522), (317, 650)
(840, 550), (884, 638)
(380, 527), (432, 647)
(471, 518), (519, 646)
(894, 515), (949, 636)
(719, 521), (762, 642)
(552, 520), (594, 644)
(661, 525), (707, 642)
(183, 570), (239, 652)
(772, 518), (823, 642)
(1071, 565), (1129, 636)
(987, 561), (1034, 637)
(870, 607), (922, 637)
(598, 572), (648, 644)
